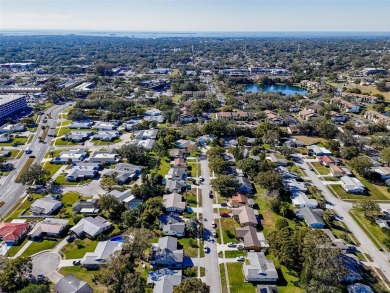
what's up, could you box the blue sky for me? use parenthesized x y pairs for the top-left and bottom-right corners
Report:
(1, 0), (389, 32)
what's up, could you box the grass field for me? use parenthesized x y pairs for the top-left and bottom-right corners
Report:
(187, 161), (199, 177)
(184, 189), (198, 207)
(226, 262), (255, 293)
(62, 239), (99, 259)
(55, 174), (85, 185)
(157, 156), (170, 177)
(219, 264), (228, 293)
(220, 217), (239, 244)
(22, 239), (59, 256)
(0, 136), (28, 146)
(4, 193), (42, 221)
(6, 237), (29, 257)
(43, 162), (63, 177)
(292, 135), (326, 146)
(310, 162), (330, 175)
(59, 266), (107, 293)
(178, 238), (198, 258)
(344, 84), (390, 102)
(93, 138), (121, 146)
(329, 181), (390, 201)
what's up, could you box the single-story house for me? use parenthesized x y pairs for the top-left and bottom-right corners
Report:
(228, 193), (254, 208)
(256, 285), (278, 293)
(68, 121), (93, 129)
(72, 199), (100, 214)
(165, 180), (187, 193)
(70, 216), (112, 239)
(93, 121), (118, 131)
(81, 240), (122, 269)
(307, 145), (332, 156)
(54, 275), (93, 293)
(243, 252), (278, 282)
(92, 130), (120, 141)
(291, 193), (318, 208)
(283, 179), (307, 192)
(166, 167), (187, 181)
(318, 155), (335, 167)
(0, 134), (11, 143)
(171, 158), (187, 168)
(51, 149), (87, 164)
(29, 218), (68, 239)
(237, 176), (253, 194)
(160, 213), (185, 238)
(296, 207), (325, 228)
(0, 222), (29, 244)
(104, 163), (143, 184)
(342, 254), (363, 283)
(341, 176), (365, 194)
(63, 131), (93, 142)
(131, 138), (156, 150)
(88, 150), (119, 164)
(370, 166), (390, 180)
(0, 123), (25, 133)
(149, 236), (184, 269)
(330, 165), (345, 177)
(269, 154), (289, 166)
(66, 163), (100, 181)
(107, 190), (143, 209)
(232, 206), (258, 227)
(147, 269), (182, 293)
(169, 149), (186, 159)
(30, 196), (62, 215)
(133, 129), (158, 140)
(175, 139), (197, 151)
(163, 193), (186, 213)
(235, 226), (262, 251)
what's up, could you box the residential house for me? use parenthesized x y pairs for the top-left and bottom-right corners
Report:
(330, 165), (345, 177)
(341, 92), (378, 104)
(243, 252), (278, 282)
(269, 154), (289, 166)
(330, 111), (348, 122)
(307, 145), (332, 156)
(132, 138), (156, 150)
(124, 119), (142, 131)
(70, 216), (112, 239)
(296, 207), (325, 228)
(235, 226), (262, 251)
(287, 125), (300, 135)
(283, 179), (307, 192)
(165, 180), (187, 193)
(264, 110), (283, 125)
(0, 133), (11, 142)
(64, 131), (93, 142)
(291, 193), (318, 208)
(341, 176), (365, 194)
(342, 254), (363, 283)
(29, 218), (68, 240)
(160, 213), (185, 237)
(149, 236), (184, 269)
(175, 139), (197, 151)
(0, 222), (29, 244)
(51, 149), (87, 164)
(179, 107), (195, 123)
(0, 123), (25, 133)
(104, 163), (143, 184)
(169, 149), (186, 159)
(88, 150), (119, 164)
(237, 176), (253, 194)
(227, 193), (254, 208)
(66, 163), (100, 181)
(92, 130), (120, 141)
(93, 121), (118, 131)
(68, 121), (93, 129)
(54, 275), (93, 293)
(163, 193), (186, 213)
(256, 285), (278, 293)
(30, 196), (62, 215)
(72, 199), (99, 214)
(215, 111), (251, 121)
(370, 166), (390, 180)
(147, 269), (182, 293)
(81, 240), (122, 269)
(347, 283), (374, 293)
(166, 167), (187, 181)
(232, 206), (258, 227)
(299, 109), (318, 121)
(318, 155), (335, 167)
(108, 190), (143, 209)
(170, 158), (187, 168)
(364, 110), (390, 129)
(133, 129), (159, 140)
(331, 98), (360, 113)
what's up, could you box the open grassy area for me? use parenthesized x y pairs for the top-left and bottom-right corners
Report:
(22, 239), (60, 256)
(59, 266), (107, 293)
(310, 161), (330, 176)
(329, 182), (390, 201)
(43, 162), (63, 177)
(220, 217), (239, 244)
(292, 135), (326, 146)
(157, 156), (170, 177)
(344, 84), (390, 102)
(187, 161), (199, 177)
(288, 165), (307, 177)
(4, 193), (42, 221)
(226, 262), (255, 293)
(349, 210), (388, 251)
(184, 189), (198, 207)
(62, 238), (99, 259)
(6, 237), (29, 257)
(219, 264), (228, 293)
(178, 238), (198, 258)
(0, 136), (28, 146)
(55, 174), (91, 186)
(55, 127), (71, 137)
(45, 149), (63, 158)
(219, 250), (246, 258)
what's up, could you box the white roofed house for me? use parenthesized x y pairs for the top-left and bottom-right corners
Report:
(296, 207), (325, 228)
(148, 236), (184, 269)
(93, 121), (118, 131)
(133, 129), (159, 140)
(51, 149), (87, 164)
(243, 252), (278, 282)
(291, 192), (318, 208)
(370, 166), (390, 181)
(163, 193), (186, 213)
(70, 216), (112, 239)
(81, 240), (123, 269)
(104, 163), (143, 184)
(92, 130), (120, 141)
(341, 176), (365, 194)
(30, 196), (62, 215)
(63, 131), (93, 142)
(159, 213), (185, 238)
(66, 163), (100, 182)
(88, 150), (119, 164)
(147, 269), (182, 293)
(107, 189), (143, 210)
(68, 121), (93, 129)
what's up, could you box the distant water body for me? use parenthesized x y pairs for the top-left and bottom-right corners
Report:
(245, 84), (308, 96)
(1, 30), (390, 38)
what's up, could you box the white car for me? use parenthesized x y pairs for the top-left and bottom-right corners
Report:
(237, 244), (245, 250)
(236, 256), (245, 261)
(227, 242), (236, 247)
(204, 246), (208, 253)
(212, 231), (217, 237)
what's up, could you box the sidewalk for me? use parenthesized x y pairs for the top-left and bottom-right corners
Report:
(13, 240), (33, 258)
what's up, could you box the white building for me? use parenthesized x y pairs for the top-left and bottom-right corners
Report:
(341, 176), (365, 194)
(291, 193), (318, 208)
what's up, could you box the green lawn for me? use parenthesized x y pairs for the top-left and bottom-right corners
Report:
(4, 193), (42, 221)
(187, 161), (199, 177)
(6, 149), (22, 159)
(62, 239), (99, 259)
(226, 262), (255, 293)
(310, 162), (330, 176)
(43, 162), (63, 177)
(219, 264), (228, 293)
(178, 238), (198, 258)
(55, 174), (91, 186)
(55, 127), (71, 137)
(329, 184), (389, 201)
(157, 156), (170, 177)
(6, 237), (29, 257)
(45, 149), (63, 158)
(220, 217), (239, 244)
(22, 239), (59, 256)
(15, 157), (35, 182)
(59, 266), (107, 293)
(184, 190), (198, 207)
(93, 138), (121, 146)
(219, 250), (246, 258)
(0, 136), (28, 146)
(269, 255), (304, 293)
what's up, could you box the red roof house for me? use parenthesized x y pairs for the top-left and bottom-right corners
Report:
(0, 222), (29, 244)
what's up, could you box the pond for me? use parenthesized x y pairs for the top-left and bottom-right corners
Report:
(245, 84), (308, 96)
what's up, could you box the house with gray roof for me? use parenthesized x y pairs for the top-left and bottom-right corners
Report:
(63, 131), (93, 142)
(66, 163), (100, 182)
(296, 207), (325, 228)
(291, 192), (318, 208)
(51, 149), (87, 164)
(124, 119), (142, 131)
(165, 180), (187, 193)
(55, 275), (93, 293)
(30, 196), (62, 215)
(244, 252), (278, 282)
(159, 213), (185, 238)
(163, 193), (186, 213)
(147, 269), (182, 293)
(166, 167), (187, 181)
(341, 176), (365, 194)
(93, 121), (118, 131)
(104, 163), (143, 184)
(107, 190), (143, 209)
(88, 150), (119, 164)
(68, 121), (93, 129)
(29, 218), (68, 239)
(72, 199), (99, 214)
(133, 129), (159, 140)
(92, 130), (120, 141)
(257, 285), (278, 293)
(149, 236), (184, 269)
(70, 216), (112, 239)
(81, 240), (123, 269)
(237, 176), (253, 194)
(131, 138), (156, 150)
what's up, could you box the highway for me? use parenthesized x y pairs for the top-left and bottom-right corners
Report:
(0, 103), (71, 218)
(200, 154), (221, 293)
(297, 157), (390, 287)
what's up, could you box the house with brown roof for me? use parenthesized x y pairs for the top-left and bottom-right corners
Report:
(331, 98), (360, 113)
(330, 165), (345, 177)
(364, 110), (390, 129)
(235, 226), (261, 251)
(170, 158), (187, 168)
(318, 155), (335, 167)
(232, 206), (258, 227)
(299, 109), (318, 121)
(0, 222), (29, 244)
(169, 149), (186, 159)
(228, 193), (254, 208)
(215, 111), (251, 121)
(264, 110), (283, 125)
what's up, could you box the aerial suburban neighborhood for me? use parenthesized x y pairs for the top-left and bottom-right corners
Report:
(0, 30), (390, 293)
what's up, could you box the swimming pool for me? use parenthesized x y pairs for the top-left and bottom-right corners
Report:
(110, 236), (123, 242)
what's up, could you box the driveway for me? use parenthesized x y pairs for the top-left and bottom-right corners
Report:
(32, 252), (61, 276)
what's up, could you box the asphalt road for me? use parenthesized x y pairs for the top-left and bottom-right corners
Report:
(0, 103), (71, 218)
(200, 154), (221, 293)
(297, 157), (390, 285)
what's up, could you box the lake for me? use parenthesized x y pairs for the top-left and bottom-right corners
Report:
(245, 84), (308, 96)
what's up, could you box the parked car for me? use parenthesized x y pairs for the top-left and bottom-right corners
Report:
(212, 231), (217, 237)
(212, 221), (216, 228)
(227, 242), (236, 247)
(204, 246), (209, 253)
(236, 256), (245, 261)
(237, 244), (245, 250)
(66, 235), (75, 243)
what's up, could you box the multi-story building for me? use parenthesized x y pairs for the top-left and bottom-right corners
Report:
(0, 95), (27, 119)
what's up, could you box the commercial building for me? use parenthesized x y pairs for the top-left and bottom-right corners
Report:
(0, 95), (27, 119)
